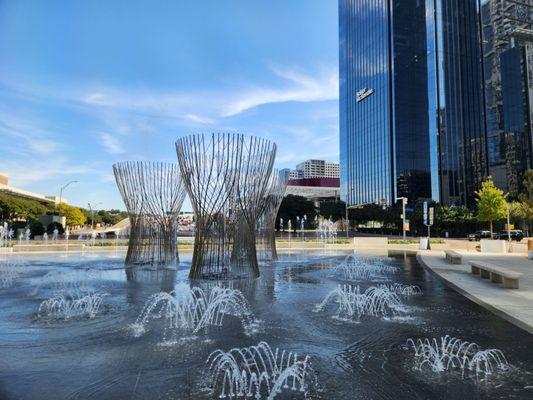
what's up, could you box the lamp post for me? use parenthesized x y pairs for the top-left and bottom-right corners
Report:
(397, 197), (408, 240)
(345, 188), (355, 238)
(345, 202), (349, 238)
(88, 202), (102, 230)
(58, 180), (78, 210)
(506, 202), (511, 243)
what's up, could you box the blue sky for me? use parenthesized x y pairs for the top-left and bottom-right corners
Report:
(0, 0), (339, 211)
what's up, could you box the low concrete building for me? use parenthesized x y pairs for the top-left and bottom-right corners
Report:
(285, 177), (341, 205)
(0, 173), (66, 205)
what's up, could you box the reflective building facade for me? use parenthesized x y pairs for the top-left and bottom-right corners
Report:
(427, 0), (488, 205)
(481, 0), (533, 197)
(340, 0), (490, 207)
(339, 0), (431, 207)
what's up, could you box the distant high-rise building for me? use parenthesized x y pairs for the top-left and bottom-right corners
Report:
(481, 0), (533, 197)
(339, 0), (432, 207)
(339, 0), (488, 207)
(427, 0), (488, 205)
(280, 168), (302, 181)
(295, 159), (340, 179)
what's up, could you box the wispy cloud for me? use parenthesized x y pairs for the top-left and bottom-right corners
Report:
(0, 65), (338, 123)
(0, 114), (63, 157)
(220, 67), (338, 117)
(0, 145), (95, 188)
(99, 132), (126, 155)
(182, 113), (214, 124)
(0, 111), (101, 188)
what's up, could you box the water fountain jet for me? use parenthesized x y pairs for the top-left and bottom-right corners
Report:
(406, 335), (509, 379)
(315, 284), (402, 321)
(203, 341), (315, 399)
(133, 285), (258, 339)
(38, 292), (107, 320)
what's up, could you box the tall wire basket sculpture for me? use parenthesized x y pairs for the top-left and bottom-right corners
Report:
(176, 133), (276, 279)
(256, 170), (287, 261)
(113, 161), (186, 266)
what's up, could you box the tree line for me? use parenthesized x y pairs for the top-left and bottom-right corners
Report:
(276, 170), (533, 238)
(0, 192), (127, 237)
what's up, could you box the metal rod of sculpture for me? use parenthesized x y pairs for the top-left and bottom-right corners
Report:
(176, 133), (276, 279)
(113, 161), (186, 266)
(257, 170), (287, 261)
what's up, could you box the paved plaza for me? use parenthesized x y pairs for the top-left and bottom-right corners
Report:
(419, 250), (533, 334)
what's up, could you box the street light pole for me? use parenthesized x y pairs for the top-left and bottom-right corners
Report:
(58, 180), (78, 210)
(397, 197), (407, 240)
(346, 187), (355, 238)
(507, 202), (511, 243)
(87, 202), (102, 230)
(345, 202), (349, 238)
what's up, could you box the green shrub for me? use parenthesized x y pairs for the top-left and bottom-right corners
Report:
(28, 221), (45, 238)
(46, 222), (65, 235)
(389, 239), (444, 245)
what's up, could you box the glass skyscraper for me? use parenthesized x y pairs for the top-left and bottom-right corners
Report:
(481, 0), (533, 197)
(427, 0), (488, 206)
(340, 0), (489, 207)
(339, 0), (431, 207)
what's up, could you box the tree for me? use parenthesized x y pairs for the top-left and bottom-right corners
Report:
(348, 203), (401, 233)
(434, 205), (475, 237)
(475, 177), (507, 236)
(28, 221), (45, 238)
(517, 169), (533, 234)
(277, 195), (317, 231)
(97, 209), (128, 225)
(0, 192), (50, 222)
(46, 222), (65, 235)
(58, 204), (86, 227)
(319, 200), (346, 221)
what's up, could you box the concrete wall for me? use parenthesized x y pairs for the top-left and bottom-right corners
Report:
(354, 237), (388, 249)
(13, 244), (85, 252)
(480, 239), (507, 253)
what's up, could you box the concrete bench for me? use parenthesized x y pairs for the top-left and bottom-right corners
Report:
(469, 260), (523, 289)
(445, 250), (462, 264)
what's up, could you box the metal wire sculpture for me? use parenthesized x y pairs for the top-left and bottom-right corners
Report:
(256, 170), (288, 261)
(113, 161), (186, 266)
(176, 133), (276, 279)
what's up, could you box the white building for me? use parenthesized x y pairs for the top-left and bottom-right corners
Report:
(295, 160), (339, 179)
(280, 168), (302, 181)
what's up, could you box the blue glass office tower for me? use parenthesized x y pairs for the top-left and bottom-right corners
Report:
(340, 0), (488, 207)
(339, 0), (431, 207)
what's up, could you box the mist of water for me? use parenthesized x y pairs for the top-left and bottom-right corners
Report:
(0, 261), (19, 288)
(332, 254), (397, 281)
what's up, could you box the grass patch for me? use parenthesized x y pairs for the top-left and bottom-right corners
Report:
(85, 241), (194, 247)
(389, 239), (444, 245)
(276, 239), (351, 245)
(86, 241), (129, 247)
